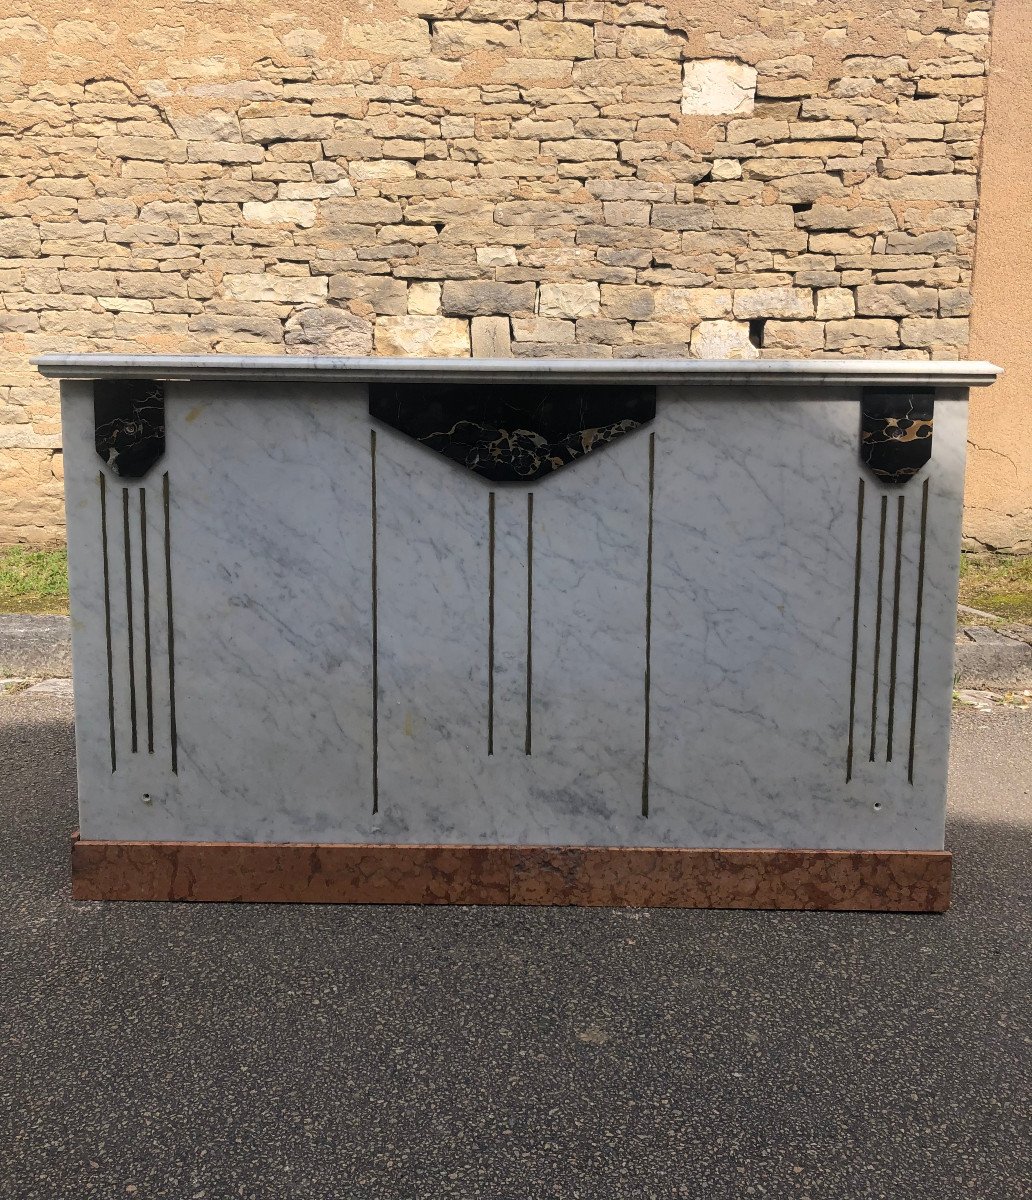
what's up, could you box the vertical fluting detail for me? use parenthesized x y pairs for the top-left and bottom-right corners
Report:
(869, 494), (888, 762)
(370, 429), (379, 814)
(122, 487), (138, 754)
(908, 478), (930, 785)
(525, 491), (534, 757)
(488, 490), (496, 757)
(162, 472), (179, 776)
(886, 495), (905, 762)
(846, 477), (865, 782)
(642, 432), (656, 818)
(99, 472), (116, 773)
(139, 488), (154, 754)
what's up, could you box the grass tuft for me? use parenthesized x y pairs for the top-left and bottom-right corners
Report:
(0, 546), (69, 615)
(958, 553), (1032, 623)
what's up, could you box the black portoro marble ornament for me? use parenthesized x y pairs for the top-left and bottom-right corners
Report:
(94, 379), (166, 478)
(860, 388), (934, 486)
(369, 382), (656, 482)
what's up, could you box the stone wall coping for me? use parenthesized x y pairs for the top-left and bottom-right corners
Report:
(35, 354), (1001, 390)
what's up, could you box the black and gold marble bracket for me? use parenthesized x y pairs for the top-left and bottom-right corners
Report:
(368, 382), (657, 482)
(859, 387), (935, 486)
(94, 379), (166, 478)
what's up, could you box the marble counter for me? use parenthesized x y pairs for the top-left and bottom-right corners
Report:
(37, 355), (999, 909)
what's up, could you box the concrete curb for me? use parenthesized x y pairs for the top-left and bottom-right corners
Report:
(955, 625), (1032, 690)
(0, 614), (72, 679)
(3, 613), (1032, 692)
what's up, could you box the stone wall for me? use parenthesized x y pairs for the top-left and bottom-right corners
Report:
(0, 0), (992, 541)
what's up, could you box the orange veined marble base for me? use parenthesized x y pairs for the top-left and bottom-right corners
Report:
(70, 835), (952, 912)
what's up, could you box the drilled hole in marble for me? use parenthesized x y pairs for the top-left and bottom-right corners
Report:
(142, 793), (152, 804)
(873, 801), (882, 811)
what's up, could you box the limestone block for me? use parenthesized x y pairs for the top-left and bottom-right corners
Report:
(519, 21), (595, 58)
(710, 159), (742, 181)
(600, 284), (655, 319)
(223, 273), (329, 303)
(242, 201), (317, 227)
(654, 287), (733, 319)
(511, 317), (575, 342)
(476, 246), (518, 268)
(0, 218), (40, 257)
(433, 21), (520, 57)
(689, 319), (758, 359)
(762, 320), (825, 350)
(407, 282), (442, 315)
(824, 318), (900, 350)
(681, 60), (757, 116)
(471, 316), (513, 357)
(732, 287), (814, 319)
(374, 315), (470, 357)
(816, 288), (855, 320)
(98, 136), (188, 162)
(240, 116), (334, 144)
(284, 307), (373, 353)
(340, 18), (430, 58)
(188, 141), (265, 163)
(169, 110), (240, 141)
(856, 284), (938, 317)
(441, 281), (536, 316)
(651, 205), (713, 231)
(542, 139), (618, 162)
(538, 282), (601, 318)
(899, 316), (967, 348)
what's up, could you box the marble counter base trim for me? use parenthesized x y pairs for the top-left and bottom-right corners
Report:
(70, 836), (951, 911)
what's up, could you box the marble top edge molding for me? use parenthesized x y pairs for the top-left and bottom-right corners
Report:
(34, 353), (1001, 388)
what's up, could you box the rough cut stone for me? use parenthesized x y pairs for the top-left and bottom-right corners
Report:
(681, 60), (757, 116)
(471, 316), (513, 357)
(374, 316), (470, 357)
(690, 319), (759, 359)
(538, 282), (602, 318)
(441, 281), (536, 316)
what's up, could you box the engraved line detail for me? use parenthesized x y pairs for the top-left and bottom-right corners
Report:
(140, 488), (154, 754)
(162, 472), (179, 776)
(869, 494), (888, 762)
(99, 472), (116, 773)
(642, 431), (656, 818)
(122, 487), (138, 754)
(525, 491), (534, 757)
(488, 490), (496, 757)
(370, 429), (379, 814)
(886, 494), (905, 762)
(908, 478), (930, 785)
(846, 476), (865, 783)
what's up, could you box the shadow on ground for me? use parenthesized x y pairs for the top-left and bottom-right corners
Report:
(0, 698), (1029, 1200)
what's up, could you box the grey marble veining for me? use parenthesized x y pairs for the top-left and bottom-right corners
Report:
(60, 372), (970, 850)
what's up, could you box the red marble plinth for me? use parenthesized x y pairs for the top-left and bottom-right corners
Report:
(70, 835), (951, 911)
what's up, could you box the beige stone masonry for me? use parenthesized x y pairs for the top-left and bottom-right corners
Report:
(0, 0), (994, 541)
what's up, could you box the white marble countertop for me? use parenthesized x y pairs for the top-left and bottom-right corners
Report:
(35, 354), (1001, 389)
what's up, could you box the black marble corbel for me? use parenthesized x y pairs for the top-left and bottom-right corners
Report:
(859, 387), (934, 486)
(94, 379), (166, 478)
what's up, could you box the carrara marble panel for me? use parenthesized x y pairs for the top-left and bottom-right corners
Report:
(61, 379), (966, 850)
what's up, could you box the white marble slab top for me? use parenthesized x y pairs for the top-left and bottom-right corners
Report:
(35, 354), (1001, 389)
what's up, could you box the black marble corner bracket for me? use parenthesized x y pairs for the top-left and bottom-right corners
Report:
(860, 387), (934, 487)
(94, 379), (166, 479)
(369, 382), (657, 482)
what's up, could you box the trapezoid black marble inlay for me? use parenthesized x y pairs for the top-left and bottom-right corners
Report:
(94, 379), (165, 478)
(860, 387), (934, 486)
(368, 382), (656, 482)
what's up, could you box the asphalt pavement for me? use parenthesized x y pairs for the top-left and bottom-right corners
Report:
(0, 689), (1029, 1200)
